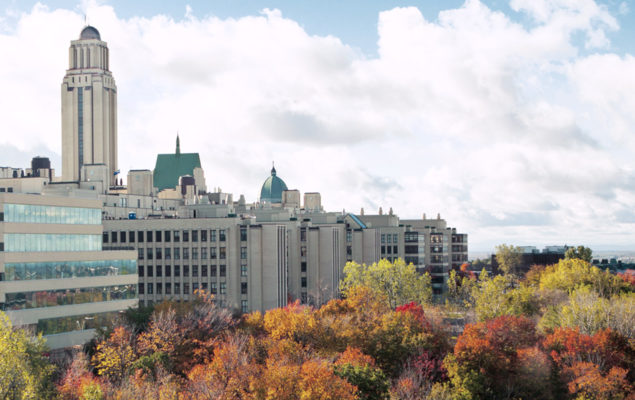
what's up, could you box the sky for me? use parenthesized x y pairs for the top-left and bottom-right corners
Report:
(1, 0), (635, 252)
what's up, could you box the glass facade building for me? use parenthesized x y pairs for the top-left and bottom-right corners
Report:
(3, 204), (101, 225)
(3, 233), (102, 252)
(3, 259), (136, 281)
(3, 284), (137, 311)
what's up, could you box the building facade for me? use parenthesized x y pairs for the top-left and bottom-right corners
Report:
(0, 193), (137, 349)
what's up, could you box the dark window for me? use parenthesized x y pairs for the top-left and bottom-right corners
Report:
(146, 231), (153, 243)
(147, 266), (153, 277)
(138, 283), (144, 294)
(156, 265), (162, 277)
(156, 231), (162, 242)
(211, 283), (217, 294)
(165, 265), (171, 277)
(210, 230), (216, 242)
(0, 212), (4, 222)
(183, 283), (190, 295)
(165, 248), (171, 260)
(0, 242), (3, 252)
(165, 231), (171, 242)
(211, 265), (217, 276)
(129, 231), (135, 243)
(301, 246), (307, 257)
(173, 230), (180, 242)
(165, 282), (171, 294)
(192, 230), (198, 242)
(138, 248), (144, 260)
(120, 231), (126, 243)
(111, 231), (117, 243)
(183, 230), (189, 242)
(138, 231), (144, 243)
(220, 265), (226, 277)
(174, 283), (180, 295)
(174, 265), (180, 277)
(219, 229), (226, 242)
(156, 282), (162, 294)
(192, 248), (198, 259)
(103, 232), (109, 243)
(301, 228), (306, 241)
(201, 230), (207, 242)
(381, 245), (385, 254)
(301, 277), (307, 288)
(202, 282), (208, 291)
(220, 247), (226, 259)
(138, 265), (144, 277)
(202, 265), (208, 277)
(192, 265), (199, 277)
(183, 248), (189, 260)
(301, 262), (307, 272)
(240, 228), (247, 241)
(147, 248), (153, 260)
(183, 265), (189, 277)
(211, 247), (217, 259)
(174, 248), (180, 260)
(393, 245), (398, 254)
(156, 248), (162, 260)
(241, 282), (248, 295)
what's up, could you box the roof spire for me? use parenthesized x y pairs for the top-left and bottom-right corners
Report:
(271, 161), (276, 176)
(176, 133), (180, 155)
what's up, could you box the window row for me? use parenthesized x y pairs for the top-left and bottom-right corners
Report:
(136, 246), (234, 260)
(2, 284), (137, 311)
(380, 245), (399, 254)
(381, 233), (400, 244)
(2, 259), (136, 281)
(2, 234), (102, 252)
(37, 310), (122, 335)
(138, 264), (240, 278)
(103, 229), (231, 244)
(139, 281), (229, 296)
(3, 204), (101, 225)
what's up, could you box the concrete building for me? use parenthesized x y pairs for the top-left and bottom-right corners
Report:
(0, 193), (137, 349)
(61, 26), (118, 185)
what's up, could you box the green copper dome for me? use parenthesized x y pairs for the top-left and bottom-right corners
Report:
(260, 166), (288, 203)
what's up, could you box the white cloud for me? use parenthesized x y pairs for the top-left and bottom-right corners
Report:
(0, 1), (634, 250)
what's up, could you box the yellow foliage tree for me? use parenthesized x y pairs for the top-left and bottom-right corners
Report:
(92, 326), (137, 383)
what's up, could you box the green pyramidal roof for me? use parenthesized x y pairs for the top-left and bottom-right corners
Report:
(153, 136), (202, 191)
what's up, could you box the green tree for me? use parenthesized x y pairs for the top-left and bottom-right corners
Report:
(472, 274), (540, 321)
(0, 312), (55, 400)
(341, 259), (432, 309)
(539, 258), (629, 298)
(495, 244), (523, 276)
(564, 245), (593, 263)
(334, 363), (390, 400)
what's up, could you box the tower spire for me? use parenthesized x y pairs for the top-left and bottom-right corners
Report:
(176, 133), (181, 155)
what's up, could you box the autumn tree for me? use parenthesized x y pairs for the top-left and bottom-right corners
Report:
(341, 259), (432, 309)
(564, 245), (593, 263)
(333, 347), (389, 400)
(539, 258), (629, 298)
(471, 274), (540, 321)
(0, 312), (55, 400)
(92, 326), (137, 383)
(494, 244), (523, 276)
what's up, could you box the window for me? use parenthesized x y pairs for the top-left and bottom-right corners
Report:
(220, 247), (226, 259)
(165, 231), (171, 242)
(219, 229), (226, 242)
(240, 227), (247, 241)
(103, 232), (109, 243)
(381, 245), (386, 254)
(156, 248), (162, 260)
(220, 265), (226, 277)
(211, 265), (217, 277)
(241, 282), (248, 295)
(174, 248), (180, 260)
(138, 231), (144, 243)
(138, 248), (144, 260)
(193, 282), (199, 292)
(210, 282), (217, 294)
(211, 247), (217, 259)
(202, 282), (208, 291)
(138, 265), (144, 277)
(241, 265), (247, 277)
(120, 231), (126, 243)
(182, 230), (189, 242)
(301, 246), (307, 257)
(301, 277), (307, 288)
(111, 231), (117, 243)
(201, 248), (207, 259)
(346, 230), (352, 242)
(220, 282), (226, 294)
(192, 265), (199, 277)
(156, 265), (162, 277)
(156, 282), (162, 294)
(381, 234), (386, 244)
(183, 265), (189, 277)
(387, 246), (392, 254)
(156, 231), (162, 242)
(165, 248), (171, 260)
(301, 262), (307, 272)
(393, 245), (398, 254)
(192, 248), (198, 260)
(174, 283), (180, 295)
(165, 265), (171, 277)
(240, 247), (247, 259)
(192, 230), (198, 242)
(146, 231), (153, 243)
(202, 265), (208, 277)
(147, 248), (153, 260)
(241, 300), (248, 313)
(183, 283), (190, 295)
(129, 231), (135, 243)
(183, 248), (189, 260)
(0, 212), (3, 222)
(138, 283), (144, 294)
(174, 265), (180, 277)
(147, 283), (153, 294)
(173, 230), (180, 242)
(393, 234), (398, 243)
(147, 266), (153, 277)
(301, 228), (306, 242)
(201, 230), (207, 242)
(301, 293), (307, 304)
(165, 282), (172, 295)
(210, 230), (216, 242)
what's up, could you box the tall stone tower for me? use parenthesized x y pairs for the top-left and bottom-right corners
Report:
(61, 26), (117, 184)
